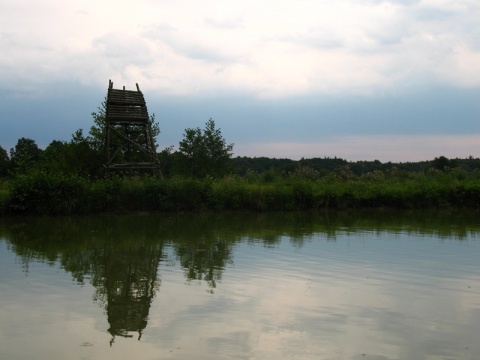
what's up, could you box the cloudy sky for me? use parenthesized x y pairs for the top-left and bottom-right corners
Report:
(1, 0), (480, 162)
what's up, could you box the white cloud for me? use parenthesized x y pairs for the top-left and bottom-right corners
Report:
(1, 0), (480, 98)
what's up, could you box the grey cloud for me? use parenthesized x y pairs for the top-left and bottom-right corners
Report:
(143, 24), (239, 64)
(412, 7), (455, 22)
(408, 1), (480, 28)
(278, 14), (409, 54)
(204, 16), (245, 30)
(406, 3), (480, 51)
(181, 45), (236, 63)
(364, 0), (420, 5)
(279, 29), (345, 50)
(363, 11), (413, 48)
(333, 1), (478, 56)
(421, 4), (480, 50)
(0, 32), (16, 47)
(0, 31), (55, 53)
(142, 22), (176, 35)
(92, 32), (153, 65)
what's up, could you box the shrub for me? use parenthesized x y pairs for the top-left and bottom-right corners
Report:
(7, 172), (88, 215)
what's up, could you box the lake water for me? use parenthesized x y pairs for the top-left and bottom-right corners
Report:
(0, 211), (479, 360)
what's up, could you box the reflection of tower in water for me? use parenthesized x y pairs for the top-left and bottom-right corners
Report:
(93, 244), (162, 346)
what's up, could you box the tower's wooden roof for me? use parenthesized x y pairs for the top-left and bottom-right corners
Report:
(106, 81), (149, 124)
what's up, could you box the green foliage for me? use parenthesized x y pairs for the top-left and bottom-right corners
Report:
(177, 118), (234, 178)
(157, 145), (175, 177)
(0, 179), (9, 214)
(7, 172), (89, 215)
(261, 167), (281, 183)
(67, 130), (104, 177)
(40, 131), (103, 178)
(10, 138), (43, 174)
(2, 169), (480, 215)
(0, 145), (10, 177)
(87, 177), (122, 212)
(232, 156), (296, 176)
(4, 120), (480, 216)
(89, 97), (108, 153)
(432, 156), (457, 172)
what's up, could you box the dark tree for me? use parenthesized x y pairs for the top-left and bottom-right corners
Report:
(10, 137), (43, 174)
(66, 129), (104, 177)
(0, 145), (10, 177)
(177, 118), (234, 178)
(432, 156), (457, 171)
(42, 140), (67, 173)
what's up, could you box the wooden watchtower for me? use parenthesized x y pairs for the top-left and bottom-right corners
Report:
(105, 80), (161, 176)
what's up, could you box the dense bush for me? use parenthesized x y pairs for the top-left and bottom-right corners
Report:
(6, 173), (89, 215)
(1, 168), (480, 216)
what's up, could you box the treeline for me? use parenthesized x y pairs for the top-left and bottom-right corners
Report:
(2, 133), (480, 216)
(2, 138), (478, 180)
(2, 100), (480, 215)
(2, 141), (480, 216)
(231, 155), (480, 177)
(0, 96), (477, 179)
(0, 104), (234, 180)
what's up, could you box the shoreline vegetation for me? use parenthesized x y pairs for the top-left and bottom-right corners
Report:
(2, 103), (480, 216)
(1, 165), (480, 216)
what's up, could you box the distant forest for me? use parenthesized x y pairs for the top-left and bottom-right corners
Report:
(229, 155), (480, 177)
(1, 98), (477, 179)
(1, 137), (480, 179)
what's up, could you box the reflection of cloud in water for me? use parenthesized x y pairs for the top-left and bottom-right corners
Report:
(1, 212), (479, 359)
(145, 234), (479, 359)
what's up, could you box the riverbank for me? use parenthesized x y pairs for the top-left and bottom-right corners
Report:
(1, 169), (479, 216)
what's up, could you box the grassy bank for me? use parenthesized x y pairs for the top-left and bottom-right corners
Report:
(1, 168), (479, 216)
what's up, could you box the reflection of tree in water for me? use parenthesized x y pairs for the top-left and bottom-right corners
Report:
(0, 216), (165, 345)
(23, 217), (168, 347)
(2, 210), (478, 345)
(175, 238), (232, 288)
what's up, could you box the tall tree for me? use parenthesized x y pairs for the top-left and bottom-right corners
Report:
(177, 118), (234, 178)
(0, 145), (10, 177)
(10, 138), (43, 174)
(432, 156), (457, 172)
(40, 132), (104, 178)
(66, 129), (104, 178)
(41, 140), (67, 174)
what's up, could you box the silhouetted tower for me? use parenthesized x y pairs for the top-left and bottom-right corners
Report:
(105, 80), (162, 176)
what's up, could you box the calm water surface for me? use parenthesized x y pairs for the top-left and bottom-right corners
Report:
(0, 211), (479, 360)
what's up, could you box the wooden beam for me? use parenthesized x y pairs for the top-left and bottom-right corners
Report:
(104, 81), (162, 177)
